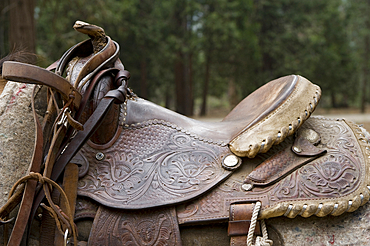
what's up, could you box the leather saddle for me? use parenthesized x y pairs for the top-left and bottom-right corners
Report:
(1, 21), (370, 246)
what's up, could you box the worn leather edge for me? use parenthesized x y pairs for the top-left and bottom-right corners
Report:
(258, 118), (370, 219)
(230, 75), (321, 158)
(2, 61), (82, 109)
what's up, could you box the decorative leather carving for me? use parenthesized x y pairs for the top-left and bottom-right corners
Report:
(77, 122), (233, 209)
(176, 117), (370, 223)
(88, 205), (181, 246)
(244, 130), (326, 187)
(270, 154), (359, 200)
(74, 197), (99, 220)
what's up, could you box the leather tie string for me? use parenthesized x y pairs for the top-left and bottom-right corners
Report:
(7, 172), (77, 244)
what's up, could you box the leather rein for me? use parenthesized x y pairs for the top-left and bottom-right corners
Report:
(0, 38), (130, 245)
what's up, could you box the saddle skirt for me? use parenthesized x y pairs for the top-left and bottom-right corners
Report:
(177, 116), (370, 222)
(76, 113), (370, 218)
(75, 116), (370, 245)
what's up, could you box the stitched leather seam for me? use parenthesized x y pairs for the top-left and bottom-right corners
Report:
(121, 118), (227, 147)
(231, 76), (321, 158)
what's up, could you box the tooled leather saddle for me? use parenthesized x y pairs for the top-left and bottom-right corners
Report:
(1, 21), (370, 246)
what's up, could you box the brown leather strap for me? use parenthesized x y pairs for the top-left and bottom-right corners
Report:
(54, 163), (79, 246)
(228, 203), (261, 246)
(0, 184), (24, 223)
(56, 59), (125, 163)
(6, 87), (43, 245)
(29, 79), (128, 235)
(244, 132), (326, 188)
(40, 187), (60, 246)
(2, 61), (82, 109)
(54, 67), (118, 174)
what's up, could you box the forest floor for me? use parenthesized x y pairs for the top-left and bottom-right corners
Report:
(194, 106), (370, 131)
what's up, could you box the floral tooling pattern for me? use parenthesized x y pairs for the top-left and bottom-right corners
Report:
(78, 124), (231, 209)
(269, 118), (362, 201)
(88, 206), (180, 246)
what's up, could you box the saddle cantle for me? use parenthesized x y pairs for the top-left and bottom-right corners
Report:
(1, 21), (370, 246)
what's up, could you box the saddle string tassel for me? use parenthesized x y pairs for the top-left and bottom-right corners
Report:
(247, 201), (273, 246)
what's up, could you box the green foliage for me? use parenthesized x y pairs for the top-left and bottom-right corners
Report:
(5, 0), (369, 113)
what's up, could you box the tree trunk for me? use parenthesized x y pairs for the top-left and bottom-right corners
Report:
(187, 52), (194, 116)
(200, 51), (211, 116)
(331, 91), (337, 108)
(361, 10), (370, 113)
(140, 57), (148, 99)
(175, 51), (186, 114)
(228, 77), (239, 109)
(0, 0), (10, 55)
(165, 86), (171, 109)
(173, 0), (193, 116)
(9, 0), (36, 57)
(228, 61), (239, 109)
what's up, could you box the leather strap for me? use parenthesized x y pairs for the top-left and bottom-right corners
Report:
(228, 203), (261, 246)
(54, 163), (79, 246)
(40, 187), (60, 246)
(6, 87), (43, 245)
(244, 132), (326, 188)
(1, 36), (126, 245)
(29, 78), (129, 237)
(55, 67), (118, 175)
(2, 62), (82, 109)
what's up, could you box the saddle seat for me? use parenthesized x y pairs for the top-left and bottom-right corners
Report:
(125, 74), (321, 158)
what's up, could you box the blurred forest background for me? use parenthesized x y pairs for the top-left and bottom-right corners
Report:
(1, 0), (370, 117)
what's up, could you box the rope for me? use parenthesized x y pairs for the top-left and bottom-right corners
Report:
(7, 172), (78, 244)
(246, 201), (273, 246)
